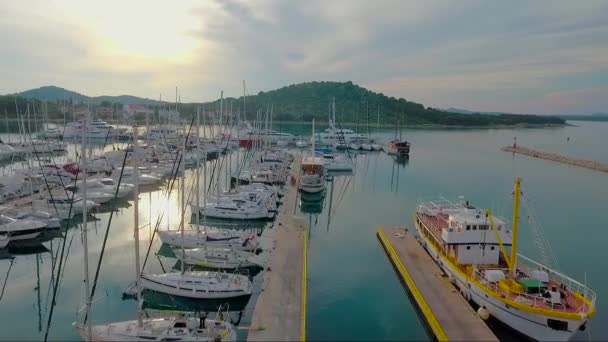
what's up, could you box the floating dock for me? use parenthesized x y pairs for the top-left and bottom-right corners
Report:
(377, 226), (497, 342)
(248, 159), (307, 342)
(502, 145), (608, 173)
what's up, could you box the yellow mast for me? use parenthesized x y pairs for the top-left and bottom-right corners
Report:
(510, 177), (521, 276)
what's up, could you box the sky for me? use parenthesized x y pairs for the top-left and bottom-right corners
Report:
(1, 0), (607, 115)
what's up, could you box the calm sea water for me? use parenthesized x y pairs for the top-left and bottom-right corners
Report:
(0, 120), (607, 340)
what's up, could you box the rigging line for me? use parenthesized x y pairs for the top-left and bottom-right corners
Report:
(141, 112), (197, 271)
(22, 110), (71, 220)
(0, 258), (14, 303)
(43, 216), (76, 342)
(42, 139), (83, 341)
(84, 138), (131, 324)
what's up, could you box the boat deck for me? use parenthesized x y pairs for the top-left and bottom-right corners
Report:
(248, 158), (307, 342)
(417, 213), (591, 315)
(377, 225), (498, 341)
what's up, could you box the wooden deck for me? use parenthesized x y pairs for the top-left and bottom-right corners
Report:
(502, 145), (608, 173)
(377, 226), (497, 342)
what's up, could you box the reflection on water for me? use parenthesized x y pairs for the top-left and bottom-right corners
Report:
(1, 122), (608, 340)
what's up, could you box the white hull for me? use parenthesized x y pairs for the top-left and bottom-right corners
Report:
(2, 230), (41, 241)
(176, 248), (265, 269)
(157, 229), (258, 251)
(191, 204), (273, 220)
(300, 183), (325, 193)
(74, 317), (237, 342)
(0, 236), (8, 248)
(415, 222), (586, 341)
(141, 273), (251, 299)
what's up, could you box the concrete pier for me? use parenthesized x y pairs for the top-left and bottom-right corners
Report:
(377, 226), (497, 342)
(248, 159), (306, 342)
(502, 145), (608, 173)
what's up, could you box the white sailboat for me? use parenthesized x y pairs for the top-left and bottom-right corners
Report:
(143, 130), (253, 299)
(174, 247), (267, 270)
(321, 153), (353, 172)
(141, 271), (252, 299)
(158, 228), (260, 251)
(74, 315), (237, 341)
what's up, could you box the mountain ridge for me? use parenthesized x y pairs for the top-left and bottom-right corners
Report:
(16, 85), (160, 105)
(4, 82), (565, 126)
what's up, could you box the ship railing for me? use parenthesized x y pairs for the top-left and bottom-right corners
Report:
(516, 254), (597, 311)
(472, 263), (596, 316)
(418, 197), (466, 213)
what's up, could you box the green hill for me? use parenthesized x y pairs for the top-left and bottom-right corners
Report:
(193, 81), (564, 126)
(4, 81), (565, 127)
(18, 85), (158, 105)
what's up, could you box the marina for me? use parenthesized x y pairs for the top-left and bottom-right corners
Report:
(0, 119), (606, 341)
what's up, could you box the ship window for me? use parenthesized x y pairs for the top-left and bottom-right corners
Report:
(466, 246), (471, 250)
(466, 225), (470, 231)
(472, 225), (477, 230)
(490, 246), (495, 251)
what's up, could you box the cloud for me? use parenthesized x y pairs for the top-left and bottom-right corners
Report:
(0, 0), (606, 113)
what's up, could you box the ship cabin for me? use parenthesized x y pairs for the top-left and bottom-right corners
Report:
(301, 157), (325, 176)
(442, 208), (512, 265)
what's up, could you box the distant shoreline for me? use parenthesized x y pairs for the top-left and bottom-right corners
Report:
(270, 121), (568, 130)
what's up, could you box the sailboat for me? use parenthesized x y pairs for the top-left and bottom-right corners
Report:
(74, 125), (239, 341)
(141, 131), (252, 299)
(414, 177), (596, 341)
(299, 119), (326, 194)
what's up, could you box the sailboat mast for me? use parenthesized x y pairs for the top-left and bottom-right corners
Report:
(180, 131), (186, 275)
(311, 118), (315, 155)
(196, 107), (200, 231)
(81, 110), (92, 340)
(510, 176), (521, 276)
(133, 125), (142, 327)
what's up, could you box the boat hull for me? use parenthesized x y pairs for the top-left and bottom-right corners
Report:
(141, 276), (251, 299)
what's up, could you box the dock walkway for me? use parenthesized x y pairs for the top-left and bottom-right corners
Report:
(502, 145), (608, 173)
(377, 226), (497, 342)
(248, 158), (306, 342)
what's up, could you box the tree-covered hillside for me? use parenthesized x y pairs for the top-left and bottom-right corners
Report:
(4, 81), (565, 127)
(194, 81), (564, 126)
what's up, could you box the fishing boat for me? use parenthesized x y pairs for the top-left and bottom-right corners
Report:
(413, 177), (596, 341)
(300, 119), (326, 194)
(383, 139), (410, 156)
